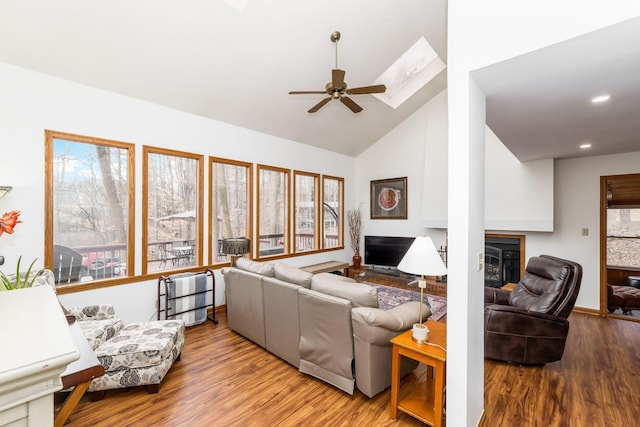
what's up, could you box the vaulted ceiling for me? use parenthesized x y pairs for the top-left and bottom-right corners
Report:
(1, 2), (639, 162)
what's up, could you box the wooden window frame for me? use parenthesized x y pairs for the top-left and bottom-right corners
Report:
(208, 157), (253, 266)
(142, 146), (204, 275)
(45, 130), (136, 294)
(321, 175), (344, 251)
(256, 164), (290, 260)
(293, 170), (320, 254)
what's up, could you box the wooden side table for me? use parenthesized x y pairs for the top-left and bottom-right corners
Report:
(390, 320), (446, 426)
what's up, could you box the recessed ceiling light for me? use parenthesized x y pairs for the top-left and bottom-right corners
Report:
(580, 143), (592, 149)
(591, 95), (611, 103)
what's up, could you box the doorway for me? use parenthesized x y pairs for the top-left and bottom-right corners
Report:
(600, 173), (640, 323)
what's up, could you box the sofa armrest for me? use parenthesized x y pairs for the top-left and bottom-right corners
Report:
(352, 301), (428, 346)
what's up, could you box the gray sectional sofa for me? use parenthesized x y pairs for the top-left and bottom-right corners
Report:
(222, 258), (429, 398)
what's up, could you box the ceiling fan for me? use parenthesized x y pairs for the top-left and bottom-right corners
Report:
(289, 31), (386, 114)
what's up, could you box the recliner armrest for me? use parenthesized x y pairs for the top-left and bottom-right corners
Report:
(485, 304), (569, 337)
(484, 287), (511, 305)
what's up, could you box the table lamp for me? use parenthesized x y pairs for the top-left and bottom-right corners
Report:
(397, 236), (448, 343)
(222, 238), (251, 267)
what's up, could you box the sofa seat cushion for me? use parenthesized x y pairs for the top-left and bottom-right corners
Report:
(311, 273), (378, 308)
(78, 318), (125, 350)
(95, 320), (185, 370)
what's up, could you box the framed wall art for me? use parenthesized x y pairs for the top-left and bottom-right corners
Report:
(370, 177), (407, 219)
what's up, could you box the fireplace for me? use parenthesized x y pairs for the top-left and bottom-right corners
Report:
(485, 236), (522, 288)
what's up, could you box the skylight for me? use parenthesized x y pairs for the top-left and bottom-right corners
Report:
(373, 37), (446, 109)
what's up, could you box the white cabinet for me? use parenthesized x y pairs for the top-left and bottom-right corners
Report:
(0, 287), (79, 426)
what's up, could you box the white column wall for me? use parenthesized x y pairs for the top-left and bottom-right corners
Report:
(448, 1), (640, 425)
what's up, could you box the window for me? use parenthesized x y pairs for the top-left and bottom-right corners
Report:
(143, 146), (203, 274)
(210, 157), (252, 264)
(322, 176), (344, 249)
(257, 165), (289, 258)
(45, 130), (134, 288)
(294, 171), (319, 253)
(607, 208), (640, 268)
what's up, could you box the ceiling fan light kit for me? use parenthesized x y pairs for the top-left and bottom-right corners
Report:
(289, 30), (386, 113)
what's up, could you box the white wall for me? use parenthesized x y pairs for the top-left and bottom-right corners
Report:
(0, 62), (356, 324)
(521, 151), (640, 311)
(356, 91), (448, 249)
(421, 91), (555, 232)
(485, 128), (554, 232)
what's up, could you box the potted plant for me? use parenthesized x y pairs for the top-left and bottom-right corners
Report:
(347, 208), (362, 269)
(0, 256), (48, 291)
(0, 210), (52, 291)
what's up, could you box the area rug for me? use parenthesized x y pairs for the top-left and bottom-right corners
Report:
(367, 282), (447, 321)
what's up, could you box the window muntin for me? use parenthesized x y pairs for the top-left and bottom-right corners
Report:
(45, 130), (134, 288)
(143, 146), (203, 274)
(210, 157), (252, 264)
(322, 176), (344, 249)
(294, 171), (319, 253)
(257, 165), (289, 258)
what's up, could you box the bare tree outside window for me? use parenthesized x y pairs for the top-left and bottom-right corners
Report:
(45, 131), (134, 287)
(322, 176), (343, 249)
(210, 158), (252, 264)
(257, 165), (289, 258)
(143, 147), (203, 274)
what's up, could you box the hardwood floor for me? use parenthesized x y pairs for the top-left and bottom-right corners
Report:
(65, 311), (640, 427)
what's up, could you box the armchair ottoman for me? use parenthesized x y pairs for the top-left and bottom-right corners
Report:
(88, 319), (185, 398)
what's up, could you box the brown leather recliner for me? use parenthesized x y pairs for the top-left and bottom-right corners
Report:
(484, 255), (582, 365)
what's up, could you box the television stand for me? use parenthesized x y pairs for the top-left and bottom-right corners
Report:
(348, 265), (446, 297)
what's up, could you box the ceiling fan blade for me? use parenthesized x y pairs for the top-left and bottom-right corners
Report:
(332, 69), (346, 88)
(346, 84), (387, 95)
(308, 97), (332, 113)
(340, 96), (363, 113)
(289, 91), (327, 95)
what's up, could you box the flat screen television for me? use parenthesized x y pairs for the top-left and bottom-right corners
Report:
(364, 235), (415, 269)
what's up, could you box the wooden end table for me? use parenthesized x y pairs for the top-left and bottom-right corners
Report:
(390, 320), (446, 426)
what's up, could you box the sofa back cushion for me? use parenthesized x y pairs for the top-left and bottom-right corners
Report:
(311, 273), (378, 308)
(274, 263), (313, 288)
(236, 257), (275, 277)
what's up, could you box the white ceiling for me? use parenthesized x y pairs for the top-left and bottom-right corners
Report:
(0, 0), (447, 157)
(474, 15), (640, 162)
(1, 2), (638, 161)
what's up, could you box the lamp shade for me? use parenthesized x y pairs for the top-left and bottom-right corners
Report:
(397, 236), (447, 277)
(221, 238), (251, 255)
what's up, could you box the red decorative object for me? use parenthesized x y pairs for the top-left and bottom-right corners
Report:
(0, 210), (21, 236)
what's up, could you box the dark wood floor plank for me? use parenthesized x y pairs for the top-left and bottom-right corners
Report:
(65, 311), (640, 427)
